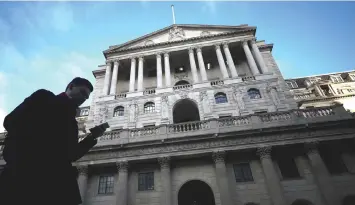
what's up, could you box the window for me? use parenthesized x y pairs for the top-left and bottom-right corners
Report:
(144, 102), (155, 113)
(233, 163), (254, 182)
(277, 158), (300, 179)
(113, 106), (124, 117)
(215, 92), (228, 104)
(98, 175), (114, 194)
(248, 89), (261, 99)
(80, 109), (89, 116)
(286, 81), (298, 89)
(138, 172), (154, 191)
(331, 75), (343, 83)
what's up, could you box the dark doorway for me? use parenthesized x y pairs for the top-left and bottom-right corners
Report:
(178, 180), (215, 205)
(173, 99), (200, 123)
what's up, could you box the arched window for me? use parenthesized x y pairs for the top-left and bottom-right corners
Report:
(113, 106), (124, 117)
(144, 102), (155, 113)
(215, 92), (228, 104)
(248, 89), (261, 99)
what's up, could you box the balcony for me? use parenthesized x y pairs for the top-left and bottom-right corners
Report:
(76, 105), (353, 147)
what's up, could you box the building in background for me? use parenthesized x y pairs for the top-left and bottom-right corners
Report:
(286, 71), (355, 112)
(1, 24), (355, 205)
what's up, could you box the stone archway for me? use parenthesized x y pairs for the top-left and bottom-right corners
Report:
(173, 99), (200, 123)
(178, 180), (215, 205)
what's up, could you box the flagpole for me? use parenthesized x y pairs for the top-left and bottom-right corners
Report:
(171, 5), (176, 24)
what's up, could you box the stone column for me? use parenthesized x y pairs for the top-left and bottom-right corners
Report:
(164, 53), (172, 87)
(222, 42), (238, 78)
(257, 146), (286, 205)
(196, 46), (208, 81)
(188, 47), (199, 84)
(103, 62), (112, 95)
(110, 61), (119, 95)
(156, 53), (163, 88)
(116, 161), (129, 205)
(77, 165), (89, 205)
(250, 39), (268, 74)
(137, 56), (144, 92)
(215, 44), (229, 79)
(305, 141), (341, 205)
(158, 156), (172, 205)
(129, 58), (136, 92)
(212, 151), (233, 205)
(242, 40), (260, 75)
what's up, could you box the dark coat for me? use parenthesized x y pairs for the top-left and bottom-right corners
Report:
(0, 89), (97, 205)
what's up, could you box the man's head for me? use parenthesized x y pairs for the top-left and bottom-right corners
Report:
(65, 77), (93, 107)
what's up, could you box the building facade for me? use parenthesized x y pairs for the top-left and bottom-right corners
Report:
(1, 24), (355, 205)
(285, 71), (355, 112)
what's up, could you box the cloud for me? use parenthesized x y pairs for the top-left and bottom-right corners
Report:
(202, 1), (217, 15)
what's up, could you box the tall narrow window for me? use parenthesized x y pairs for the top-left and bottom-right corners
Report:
(138, 172), (154, 191)
(233, 163), (254, 182)
(98, 175), (114, 194)
(113, 106), (124, 117)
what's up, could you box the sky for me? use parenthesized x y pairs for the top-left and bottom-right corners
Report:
(0, 1), (355, 132)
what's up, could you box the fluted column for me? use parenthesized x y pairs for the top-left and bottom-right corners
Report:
(222, 42), (238, 78)
(257, 146), (286, 205)
(250, 39), (268, 74)
(103, 62), (112, 95)
(77, 165), (89, 205)
(242, 40), (260, 75)
(137, 56), (144, 92)
(188, 48), (199, 83)
(215, 44), (229, 79)
(156, 53), (163, 88)
(129, 58), (136, 92)
(158, 156), (172, 205)
(212, 151), (233, 205)
(164, 53), (171, 87)
(110, 61), (119, 95)
(305, 141), (341, 205)
(116, 161), (129, 205)
(196, 46), (208, 81)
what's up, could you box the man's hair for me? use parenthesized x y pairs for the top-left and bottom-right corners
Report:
(66, 77), (94, 92)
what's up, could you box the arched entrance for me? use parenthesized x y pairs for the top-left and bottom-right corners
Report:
(173, 99), (200, 123)
(178, 180), (215, 205)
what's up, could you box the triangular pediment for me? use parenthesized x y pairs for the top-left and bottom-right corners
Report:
(105, 24), (256, 53)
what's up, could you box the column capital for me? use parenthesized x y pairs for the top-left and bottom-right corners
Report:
(257, 146), (272, 159)
(164, 52), (170, 58)
(158, 156), (171, 169)
(214, 44), (222, 50)
(116, 161), (129, 173)
(304, 140), (320, 154)
(212, 150), (226, 164)
(77, 165), (89, 175)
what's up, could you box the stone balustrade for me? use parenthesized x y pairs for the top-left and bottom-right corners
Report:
(173, 84), (193, 90)
(143, 88), (156, 95)
(0, 105), (353, 148)
(210, 80), (224, 86)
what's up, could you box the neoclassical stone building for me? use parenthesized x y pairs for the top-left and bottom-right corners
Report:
(285, 70), (355, 112)
(1, 24), (355, 205)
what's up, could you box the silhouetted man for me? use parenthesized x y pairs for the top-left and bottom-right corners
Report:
(0, 77), (106, 205)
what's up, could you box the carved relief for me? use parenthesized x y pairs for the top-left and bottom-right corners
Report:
(168, 26), (185, 41)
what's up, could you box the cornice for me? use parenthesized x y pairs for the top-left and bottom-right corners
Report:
(104, 28), (256, 56)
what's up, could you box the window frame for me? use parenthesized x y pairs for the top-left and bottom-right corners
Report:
(113, 106), (125, 117)
(138, 172), (155, 191)
(98, 175), (114, 195)
(247, 88), (262, 100)
(214, 92), (228, 104)
(233, 163), (254, 183)
(144, 102), (155, 113)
